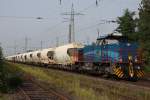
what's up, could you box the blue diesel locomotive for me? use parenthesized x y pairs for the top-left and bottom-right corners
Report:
(75, 33), (144, 80)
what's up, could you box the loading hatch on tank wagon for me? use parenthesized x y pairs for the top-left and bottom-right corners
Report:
(24, 55), (27, 60)
(30, 54), (33, 58)
(37, 53), (41, 58)
(47, 51), (54, 60)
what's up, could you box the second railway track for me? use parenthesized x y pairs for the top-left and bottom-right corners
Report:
(19, 79), (69, 100)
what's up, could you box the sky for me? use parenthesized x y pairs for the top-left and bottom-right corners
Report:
(0, 0), (141, 56)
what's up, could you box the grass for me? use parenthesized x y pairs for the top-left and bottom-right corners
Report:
(9, 63), (150, 100)
(0, 94), (14, 100)
(2, 62), (23, 90)
(144, 66), (150, 73)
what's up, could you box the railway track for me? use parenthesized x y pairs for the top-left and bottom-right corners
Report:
(22, 63), (150, 89)
(18, 79), (69, 100)
(128, 78), (150, 88)
(46, 65), (150, 88)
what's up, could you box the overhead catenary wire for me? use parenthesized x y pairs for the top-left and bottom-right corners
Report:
(77, 19), (117, 33)
(56, 0), (102, 42)
(73, 0), (106, 33)
(79, 2), (98, 13)
(58, 0), (101, 6)
(42, 22), (66, 34)
(7, 0), (104, 54)
(62, 3), (84, 43)
(0, 15), (61, 21)
(41, 0), (102, 36)
(0, 16), (45, 20)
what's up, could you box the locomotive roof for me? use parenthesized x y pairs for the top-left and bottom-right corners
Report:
(97, 34), (127, 40)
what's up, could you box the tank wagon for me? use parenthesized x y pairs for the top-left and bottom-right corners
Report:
(6, 42), (83, 66)
(6, 33), (144, 80)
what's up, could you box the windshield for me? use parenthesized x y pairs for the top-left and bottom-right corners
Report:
(96, 39), (119, 45)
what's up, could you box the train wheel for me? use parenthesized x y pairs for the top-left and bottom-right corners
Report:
(111, 74), (121, 80)
(127, 76), (138, 82)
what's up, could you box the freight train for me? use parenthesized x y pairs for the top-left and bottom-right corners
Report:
(5, 33), (144, 81)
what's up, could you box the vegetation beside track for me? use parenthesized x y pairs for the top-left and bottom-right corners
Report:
(145, 66), (150, 73)
(0, 46), (23, 100)
(0, 62), (23, 92)
(0, 62), (23, 100)
(9, 63), (150, 100)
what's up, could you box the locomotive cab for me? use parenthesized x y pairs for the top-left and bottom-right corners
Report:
(96, 33), (126, 46)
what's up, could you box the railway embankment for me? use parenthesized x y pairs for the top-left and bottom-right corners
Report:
(5, 62), (150, 100)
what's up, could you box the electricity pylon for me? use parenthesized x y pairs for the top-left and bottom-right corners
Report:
(62, 3), (84, 43)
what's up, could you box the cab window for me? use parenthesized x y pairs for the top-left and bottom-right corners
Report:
(96, 39), (118, 45)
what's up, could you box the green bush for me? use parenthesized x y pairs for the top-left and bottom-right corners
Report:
(144, 66), (150, 73)
(0, 62), (23, 93)
(0, 84), (9, 93)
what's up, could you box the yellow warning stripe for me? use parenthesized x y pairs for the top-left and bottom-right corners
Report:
(114, 68), (124, 78)
(137, 71), (141, 77)
(114, 70), (119, 75)
(115, 68), (120, 72)
(139, 72), (143, 77)
(141, 70), (144, 76)
(137, 72), (141, 77)
(119, 73), (124, 78)
(140, 71), (144, 76)
(136, 71), (140, 77)
(138, 72), (142, 77)
(137, 74), (140, 77)
(118, 72), (123, 78)
(139, 71), (144, 77)
(116, 70), (121, 75)
(115, 69), (120, 75)
(113, 65), (124, 78)
(136, 70), (139, 77)
(136, 70), (145, 78)
(115, 71), (119, 75)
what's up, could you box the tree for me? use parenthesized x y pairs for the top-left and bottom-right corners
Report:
(138, 0), (150, 64)
(0, 45), (8, 92)
(116, 9), (136, 41)
(0, 45), (3, 70)
(0, 46), (3, 61)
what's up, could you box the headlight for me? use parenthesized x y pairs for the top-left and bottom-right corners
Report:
(135, 58), (138, 62)
(128, 56), (132, 60)
(137, 66), (141, 70)
(119, 57), (123, 63)
(134, 56), (138, 62)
